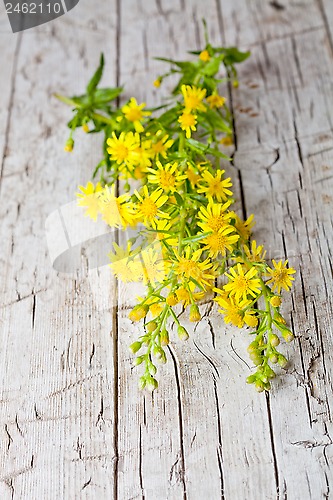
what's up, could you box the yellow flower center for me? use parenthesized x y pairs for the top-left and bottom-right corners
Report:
(125, 108), (143, 122)
(152, 141), (165, 154)
(185, 95), (201, 110)
(181, 113), (196, 126)
(272, 269), (289, 285)
(206, 233), (227, 252)
(159, 170), (175, 189)
(140, 198), (158, 218)
(206, 215), (227, 232)
(233, 276), (250, 293)
(177, 258), (197, 276)
(114, 143), (129, 161)
(207, 179), (223, 195)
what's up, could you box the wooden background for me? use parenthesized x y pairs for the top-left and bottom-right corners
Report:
(0, 0), (333, 498)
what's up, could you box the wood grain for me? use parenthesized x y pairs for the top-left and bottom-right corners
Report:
(0, 0), (332, 498)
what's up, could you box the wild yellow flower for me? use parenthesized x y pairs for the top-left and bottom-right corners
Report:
(134, 186), (169, 225)
(147, 161), (187, 192)
(224, 263), (261, 301)
(197, 169), (233, 202)
(215, 293), (251, 328)
(270, 295), (282, 307)
(265, 260), (296, 293)
(220, 136), (233, 146)
(178, 111), (197, 138)
(242, 240), (266, 263)
(129, 304), (149, 322)
(181, 85), (206, 112)
(76, 181), (103, 221)
(136, 248), (170, 285)
(201, 226), (239, 258)
(153, 79), (161, 88)
(98, 184), (136, 228)
(207, 93), (226, 109)
(244, 310), (258, 328)
(173, 246), (216, 290)
(108, 242), (142, 282)
(186, 164), (201, 186)
(150, 219), (178, 246)
(175, 284), (205, 307)
(121, 97), (151, 133)
(232, 213), (255, 240)
(150, 133), (174, 159)
(199, 50), (210, 62)
(197, 201), (232, 232)
(106, 131), (140, 168)
(134, 140), (153, 169)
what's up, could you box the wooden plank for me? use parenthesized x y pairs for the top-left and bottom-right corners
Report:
(0, 1), (118, 498)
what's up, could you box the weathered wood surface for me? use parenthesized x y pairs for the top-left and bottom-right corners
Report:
(0, 0), (333, 498)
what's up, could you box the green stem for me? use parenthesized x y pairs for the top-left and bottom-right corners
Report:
(54, 93), (114, 125)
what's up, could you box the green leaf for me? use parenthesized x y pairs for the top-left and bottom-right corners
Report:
(202, 55), (224, 76)
(87, 54), (105, 95)
(223, 48), (251, 65)
(174, 192), (184, 206)
(93, 87), (123, 104)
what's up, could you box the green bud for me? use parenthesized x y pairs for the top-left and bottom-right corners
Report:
(153, 345), (164, 360)
(255, 380), (265, 392)
(129, 341), (142, 354)
(133, 355), (145, 366)
(249, 351), (262, 366)
(146, 376), (158, 391)
(269, 353), (278, 364)
(139, 376), (146, 390)
(247, 341), (259, 353)
(160, 329), (169, 346)
(282, 330), (294, 343)
(263, 381), (271, 391)
(178, 325), (189, 341)
(246, 374), (257, 384)
(278, 354), (288, 368)
(269, 334), (280, 347)
(147, 321), (158, 333)
(148, 363), (157, 376)
(264, 365), (276, 379)
(64, 137), (74, 152)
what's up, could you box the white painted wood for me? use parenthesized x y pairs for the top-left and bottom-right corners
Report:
(0, 0), (332, 499)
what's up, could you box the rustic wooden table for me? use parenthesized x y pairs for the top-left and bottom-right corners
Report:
(0, 0), (332, 498)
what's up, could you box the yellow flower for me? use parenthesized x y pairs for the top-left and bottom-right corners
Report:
(178, 111), (197, 138)
(270, 295), (282, 307)
(150, 132), (174, 159)
(186, 164), (201, 186)
(147, 161), (187, 192)
(98, 184), (136, 228)
(173, 246), (216, 290)
(201, 226), (239, 258)
(181, 85), (206, 112)
(197, 170), (233, 202)
(207, 93), (226, 109)
(197, 201), (232, 232)
(265, 260), (296, 293)
(244, 310), (258, 328)
(134, 140), (153, 170)
(150, 219), (178, 247)
(175, 284), (205, 307)
(220, 136), (233, 146)
(76, 181), (103, 221)
(135, 248), (170, 286)
(153, 79), (161, 88)
(121, 97), (151, 133)
(106, 131), (140, 168)
(134, 186), (169, 225)
(199, 50), (210, 62)
(242, 240), (266, 263)
(224, 263), (261, 301)
(108, 242), (142, 282)
(215, 293), (251, 328)
(129, 304), (149, 322)
(232, 213), (255, 240)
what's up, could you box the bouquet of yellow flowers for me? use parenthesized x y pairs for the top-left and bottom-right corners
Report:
(56, 29), (295, 392)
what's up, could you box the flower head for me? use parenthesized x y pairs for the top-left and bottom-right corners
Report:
(197, 201), (232, 232)
(265, 260), (296, 293)
(199, 50), (210, 62)
(106, 131), (140, 169)
(122, 97), (151, 133)
(224, 263), (261, 301)
(150, 132), (174, 159)
(198, 169), (233, 202)
(147, 161), (187, 192)
(201, 226), (239, 258)
(134, 185), (169, 225)
(181, 85), (206, 112)
(173, 246), (216, 290)
(76, 181), (103, 221)
(178, 111), (197, 138)
(207, 93), (226, 109)
(98, 184), (136, 228)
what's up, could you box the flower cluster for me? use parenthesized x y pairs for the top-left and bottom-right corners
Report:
(58, 33), (296, 392)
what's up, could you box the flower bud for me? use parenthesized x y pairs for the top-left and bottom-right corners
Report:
(146, 376), (158, 391)
(247, 341), (259, 353)
(282, 330), (294, 343)
(133, 355), (145, 366)
(153, 78), (161, 88)
(129, 305), (149, 322)
(146, 321), (158, 333)
(249, 352), (262, 366)
(269, 353), (278, 364)
(263, 381), (271, 391)
(82, 123), (89, 133)
(270, 295), (282, 307)
(160, 329), (169, 346)
(166, 293), (178, 306)
(269, 334), (280, 347)
(64, 137), (74, 152)
(177, 325), (189, 341)
(189, 304), (201, 322)
(244, 312), (258, 328)
(278, 354), (288, 368)
(199, 50), (210, 62)
(274, 313), (286, 325)
(255, 380), (265, 392)
(246, 374), (257, 384)
(139, 376), (147, 390)
(129, 341), (142, 354)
